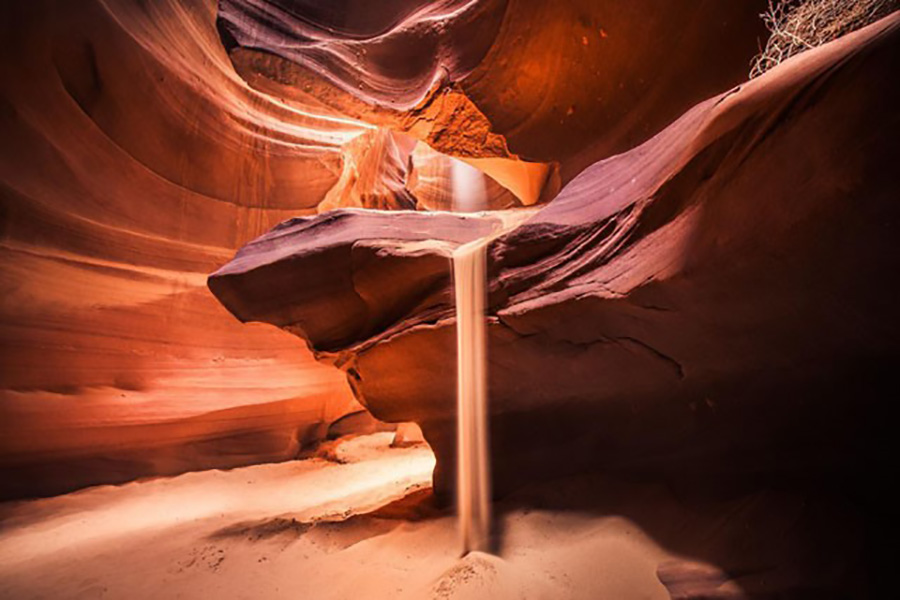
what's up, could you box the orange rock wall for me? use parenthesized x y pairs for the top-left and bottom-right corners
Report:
(1, 0), (772, 498)
(0, 0), (363, 499)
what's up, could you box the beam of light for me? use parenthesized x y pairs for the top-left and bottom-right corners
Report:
(450, 158), (488, 212)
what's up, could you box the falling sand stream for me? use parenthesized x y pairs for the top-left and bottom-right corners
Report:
(453, 238), (491, 555)
(449, 158), (541, 555)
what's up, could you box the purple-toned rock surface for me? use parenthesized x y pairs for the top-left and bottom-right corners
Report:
(218, 0), (769, 168)
(210, 15), (900, 499)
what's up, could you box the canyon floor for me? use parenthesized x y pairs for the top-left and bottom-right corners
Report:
(0, 433), (868, 600)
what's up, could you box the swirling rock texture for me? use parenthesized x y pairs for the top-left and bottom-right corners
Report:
(1, 0), (776, 500)
(210, 11), (900, 514)
(315, 128), (523, 212)
(0, 0), (372, 500)
(219, 0), (769, 173)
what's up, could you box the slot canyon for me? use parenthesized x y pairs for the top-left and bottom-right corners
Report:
(1, 1), (898, 598)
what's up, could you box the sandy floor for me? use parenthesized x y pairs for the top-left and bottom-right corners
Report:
(0, 433), (863, 599)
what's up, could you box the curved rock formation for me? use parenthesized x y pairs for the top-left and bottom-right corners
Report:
(316, 128), (525, 212)
(3, 0), (892, 507)
(208, 209), (503, 353)
(218, 0), (508, 110)
(219, 0), (769, 176)
(209, 15), (900, 497)
(0, 0), (373, 499)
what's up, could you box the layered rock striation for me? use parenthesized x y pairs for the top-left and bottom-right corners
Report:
(210, 15), (900, 497)
(4, 0), (895, 502)
(0, 0), (368, 499)
(218, 0), (769, 175)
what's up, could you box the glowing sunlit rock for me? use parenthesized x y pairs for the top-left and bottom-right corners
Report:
(208, 16), (900, 500)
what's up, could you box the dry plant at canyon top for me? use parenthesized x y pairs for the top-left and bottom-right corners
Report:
(750, 0), (898, 76)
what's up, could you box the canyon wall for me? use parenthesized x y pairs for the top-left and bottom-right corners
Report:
(2, 0), (773, 498)
(0, 0), (365, 499)
(210, 15), (900, 498)
(220, 0), (768, 176)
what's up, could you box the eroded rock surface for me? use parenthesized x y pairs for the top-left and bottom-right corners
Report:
(218, 0), (769, 176)
(0, 0), (368, 499)
(210, 15), (900, 497)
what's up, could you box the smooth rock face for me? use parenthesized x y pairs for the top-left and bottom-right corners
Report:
(316, 128), (524, 212)
(209, 16), (900, 498)
(209, 209), (502, 354)
(2, 0), (530, 499)
(0, 0), (367, 499)
(218, 0), (507, 109)
(219, 0), (768, 173)
(0, 0), (767, 500)
(656, 561), (746, 600)
(2, 0), (894, 508)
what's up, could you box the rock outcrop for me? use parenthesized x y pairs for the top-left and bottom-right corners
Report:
(315, 128), (526, 212)
(3, 0), (892, 503)
(209, 15), (900, 497)
(218, 0), (769, 177)
(0, 0), (367, 499)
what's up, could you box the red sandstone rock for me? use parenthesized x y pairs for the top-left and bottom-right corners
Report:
(317, 128), (524, 212)
(0, 0), (367, 499)
(656, 561), (746, 600)
(3, 0), (896, 505)
(209, 209), (502, 354)
(209, 14), (900, 497)
(219, 0), (769, 177)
